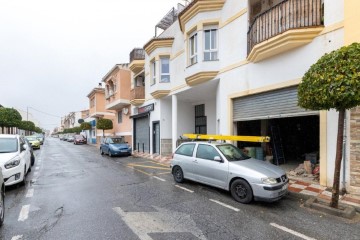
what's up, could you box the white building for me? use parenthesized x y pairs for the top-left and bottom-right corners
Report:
(128, 0), (360, 193)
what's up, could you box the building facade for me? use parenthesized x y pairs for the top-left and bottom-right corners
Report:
(127, 0), (360, 193)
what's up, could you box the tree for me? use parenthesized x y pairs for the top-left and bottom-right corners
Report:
(96, 118), (113, 137)
(298, 42), (360, 208)
(19, 120), (36, 135)
(73, 126), (82, 134)
(34, 127), (42, 133)
(80, 122), (91, 130)
(0, 107), (22, 133)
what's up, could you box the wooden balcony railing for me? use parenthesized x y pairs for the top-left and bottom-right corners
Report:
(129, 48), (145, 63)
(130, 86), (145, 101)
(247, 0), (323, 55)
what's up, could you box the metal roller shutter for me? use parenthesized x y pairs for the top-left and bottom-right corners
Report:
(233, 86), (318, 121)
(134, 116), (150, 152)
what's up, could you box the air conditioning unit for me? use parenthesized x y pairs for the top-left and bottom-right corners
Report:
(122, 107), (129, 115)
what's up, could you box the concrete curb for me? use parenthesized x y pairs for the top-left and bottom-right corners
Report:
(304, 197), (356, 219)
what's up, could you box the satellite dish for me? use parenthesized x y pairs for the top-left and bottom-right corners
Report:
(78, 119), (84, 124)
(122, 108), (129, 115)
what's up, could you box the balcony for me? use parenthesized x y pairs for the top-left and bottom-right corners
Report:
(130, 86), (145, 106)
(150, 84), (171, 99)
(178, 0), (225, 32)
(129, 48), (145, 75)
(247, 0), (324, 62)
(185, 59), (220, 86)
(144, 38), (174, 56)
(105, 98), (130, 111)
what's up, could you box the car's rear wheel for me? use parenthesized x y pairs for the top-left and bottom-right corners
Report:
(173, 166), (184, 183)
(230, 179), (253, 204)
(0, 185), (4, 227)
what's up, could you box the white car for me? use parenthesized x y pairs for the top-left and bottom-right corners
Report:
(0, 167), (4, 227)
(0, 134), (31, 186)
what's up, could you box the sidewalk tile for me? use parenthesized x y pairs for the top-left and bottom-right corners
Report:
(299, 190), (319, 197)
(288, 186), (302, 193)
(306, 187), (324, 194)
(290, 184), (307, 189)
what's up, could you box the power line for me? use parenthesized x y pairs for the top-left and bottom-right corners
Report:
(28, 107), (61, 118)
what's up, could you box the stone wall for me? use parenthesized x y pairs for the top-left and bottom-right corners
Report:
(350, 107), (360, 195)
(161, 139), (172, 156)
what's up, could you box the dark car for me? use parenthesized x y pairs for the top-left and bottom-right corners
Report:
(24, 138), (35, 166)
(74, 135), (86, 145)
(100, 137), (131, 157)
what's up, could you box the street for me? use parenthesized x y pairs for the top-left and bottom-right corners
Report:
(0, 138), (359, 240)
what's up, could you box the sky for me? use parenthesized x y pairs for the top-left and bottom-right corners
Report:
(0, 0), (183, 131)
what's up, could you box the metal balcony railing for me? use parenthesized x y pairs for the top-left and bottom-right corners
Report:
(130, 86), (145, 101)
(129, 48), (145, 63)
(247, 0), (323, 55)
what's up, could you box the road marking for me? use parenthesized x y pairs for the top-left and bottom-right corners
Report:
(113, 206), (206, 240)
(209, 199), (239, 212)
(155, 172), (171, 175)
(127, 166), (153, 176)
(35, 167), (40, 170)
(153, 176), (166, 182)
(18, 205), (30, 221)
(175, 185), (194, 193)
(127, 164), (169, 170)
(26, 189), (34, 198)
(270, 223), (317, 240)
(11, 235), (23, 240)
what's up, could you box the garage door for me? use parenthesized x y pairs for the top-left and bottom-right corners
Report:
(134, 116), (149, 152)
(233, 86), (318, 121)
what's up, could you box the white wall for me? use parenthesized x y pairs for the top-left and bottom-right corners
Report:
(205, 99), (216, 135)
(160, 98), (172, 139)
(177, 100), (195, 137)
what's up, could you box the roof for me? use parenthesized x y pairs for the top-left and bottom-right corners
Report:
(102, 63), (129, 82)
(86, 87), (105, 98)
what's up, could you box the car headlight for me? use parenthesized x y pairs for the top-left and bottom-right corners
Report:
(261, 177), (278, 185)
(5, 155), (21, 169)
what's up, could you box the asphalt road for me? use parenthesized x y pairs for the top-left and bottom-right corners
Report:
(0, 138), (359, 240)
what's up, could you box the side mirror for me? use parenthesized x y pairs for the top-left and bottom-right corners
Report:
(214, 156), (222, 162)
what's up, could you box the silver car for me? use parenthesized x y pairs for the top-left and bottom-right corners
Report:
(171, 142), (288, 203)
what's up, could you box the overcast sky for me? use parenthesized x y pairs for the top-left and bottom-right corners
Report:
(0, 0), (183, 131)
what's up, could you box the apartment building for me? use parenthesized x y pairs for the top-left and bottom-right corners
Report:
(102, 64), (133, 146)
(127, 0), (360, 193)
(86, 84), (115, 144)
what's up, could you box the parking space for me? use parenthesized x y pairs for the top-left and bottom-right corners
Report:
(126, 160), (170, 177)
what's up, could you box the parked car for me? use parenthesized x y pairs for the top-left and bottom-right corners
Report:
(24, 136), (40, 150)
(0, 134), (31, 186)
(0, 167), (4, 227)
(171, 142), (288, 204)
(100, 137), (132, 157)
(74, 135), (86, 145)
(24, 138), (35, 166)
(67, 136), (75, 142)
(32, 133), (44, 145)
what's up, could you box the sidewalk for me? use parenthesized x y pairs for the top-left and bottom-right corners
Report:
(132, 151), (360, 211)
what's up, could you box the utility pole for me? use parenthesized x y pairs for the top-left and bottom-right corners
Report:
(27, 106), (28, 121)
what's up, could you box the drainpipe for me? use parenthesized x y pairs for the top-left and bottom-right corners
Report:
(341, 110), (347, 194)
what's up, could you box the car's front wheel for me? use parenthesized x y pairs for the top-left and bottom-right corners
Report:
(173, 166), (184, 183)
(230, 179), (253, 204)
(108, 151), (113, 157)
(0, 185), (4, 227)
(100, 148), (104, 155)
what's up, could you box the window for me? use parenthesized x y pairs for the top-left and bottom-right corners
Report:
(90, 97), (95, 108)
(204, 28), (218, 61)
(160, 57), (170, 83)
(118, 111), (122, 124)
(196, 144), (221, 160)
(151, 60), (156, 85)
(195, 104), (206, 134)
(175, 143), (195, 157)
(189, 33), (198, 65)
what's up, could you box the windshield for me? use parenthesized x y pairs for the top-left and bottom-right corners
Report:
(0, 138), (18, 153)
(109, 138), (124, 144)
(217, 144), (251, 161)
(26, 137), (37, 141)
